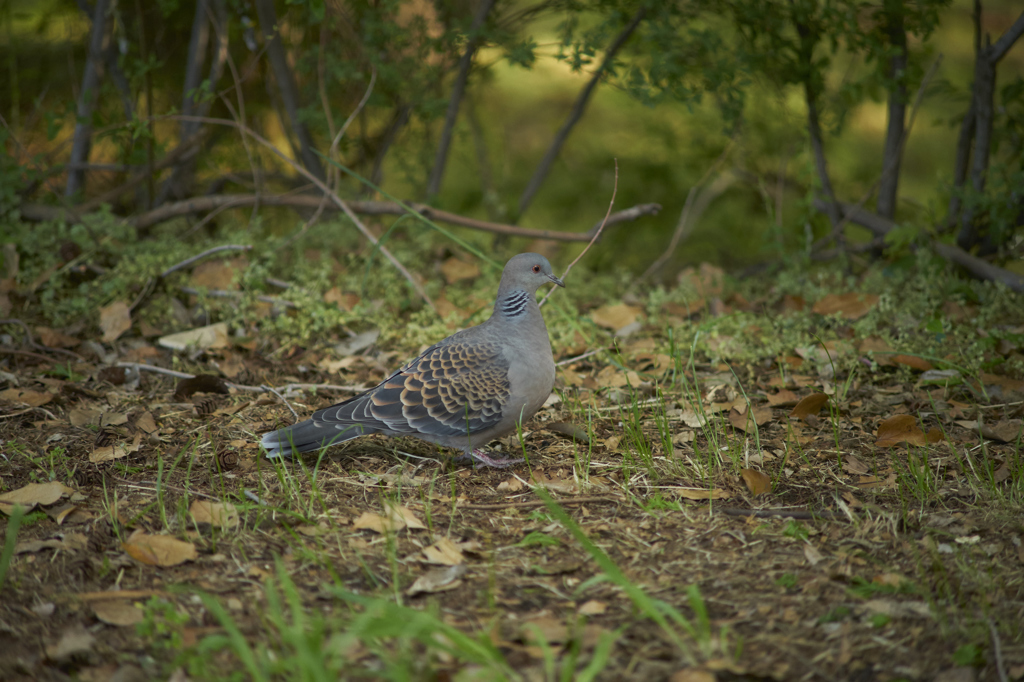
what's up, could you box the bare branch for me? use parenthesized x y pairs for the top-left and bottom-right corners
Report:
(124, 192), (660, 241)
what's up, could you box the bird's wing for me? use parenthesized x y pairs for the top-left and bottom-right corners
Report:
(314, 336), (511, 439)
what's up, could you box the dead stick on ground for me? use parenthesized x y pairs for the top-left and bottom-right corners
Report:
(716, 507), (848, 521)
(115, 362), (365, 394)
(261, 383), (299, 421)
(539, 160), (618, 308)
(458, 496), (620, 510)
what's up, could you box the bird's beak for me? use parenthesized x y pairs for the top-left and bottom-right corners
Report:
(549, 274), (565, 288)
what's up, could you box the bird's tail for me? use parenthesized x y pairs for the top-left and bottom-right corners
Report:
(261, 419), (370, 459)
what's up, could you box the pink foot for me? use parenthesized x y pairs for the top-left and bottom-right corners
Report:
(456, 449), (525, 469)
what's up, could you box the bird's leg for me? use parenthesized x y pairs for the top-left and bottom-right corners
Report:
(455, 449), (524, 469)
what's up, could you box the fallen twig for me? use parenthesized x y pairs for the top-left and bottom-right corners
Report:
(115, 362), (366, 395)
(160, 244), (252, 279)
(261, 383), (299, 421)
(714, 507), (848, 521)
(458, 495), (619, 510)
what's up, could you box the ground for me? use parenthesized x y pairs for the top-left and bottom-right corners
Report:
(1, 269), (1023, 682)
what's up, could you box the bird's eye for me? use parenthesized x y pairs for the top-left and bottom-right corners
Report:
(532, 265), (541, 273)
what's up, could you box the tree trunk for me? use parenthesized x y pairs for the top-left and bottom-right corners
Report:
(254, 0), (325, 182)
(425, 0), (497, 200)
(517, 7), (646, 218)
(877, 0), (907, 220)
(66, 0), (111, 199)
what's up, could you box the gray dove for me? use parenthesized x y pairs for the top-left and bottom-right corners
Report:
(260, 253), (564, 467)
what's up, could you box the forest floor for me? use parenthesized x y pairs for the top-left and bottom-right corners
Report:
(1, 253), (1023, 682)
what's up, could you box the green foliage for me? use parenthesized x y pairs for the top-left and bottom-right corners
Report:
(782, 520), (809, 541)
(951, 642), (985, 667)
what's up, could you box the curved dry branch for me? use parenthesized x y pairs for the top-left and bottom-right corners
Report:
(125, 193), (661, 241)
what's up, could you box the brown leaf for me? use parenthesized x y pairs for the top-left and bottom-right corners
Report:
(496, 477), (524, 492)
(578, 600), (607, 615)
(191, 259), (245, 290)
(99, 301), (132, 342)
(791, 393), (828, 420)
(0, 481), (71, 514)
(590, 303), (642, 333)
(35, 326), (80, 348)
(858, 336), (896, 366)
(891, 354), (933, 371)
(324, 287), (360, 311)
(406, 564), (467, 596)
(189, 500), (240, 529)
(421, 537), (464, 565)
(353, 505), (425, 534)
(812, 293), (879, 320)
(842, 455), (870, 475)
(670, 670), (716, 682)
(767, 389), (799, 407)
(158, 322), (229, 351)
(91, 600), (144, 627)
(875, 414), (927, 447)
(122, 533), (197, 566)
(0, 388), (53, 407)
(440, 256), (480, 284)
(662, 299), (706, 318)
(729, 403), (770, 430)
(89, 445), (129, 463)
(980, 419), (1023, 443)
(740, 468), (771, 495)
(135, 411), (158, 434)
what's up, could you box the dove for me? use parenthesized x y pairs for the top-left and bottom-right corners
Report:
(260, 253), (564, 467)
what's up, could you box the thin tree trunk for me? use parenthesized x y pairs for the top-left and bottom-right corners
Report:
(944, 99), (975, 233)
(66, 0), (111, 199)
(254, 0), (325, 182)
(517, 7), (646, 218)
(794, 15), (842, 244)
(370, 105), (411, 189)
(425, 0), (496, 199)
(955, 8), (1024, 250)
(160, 0), (231, 203)
(877, 0), (907, 220)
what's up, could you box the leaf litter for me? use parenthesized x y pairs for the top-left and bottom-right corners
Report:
(1, 265), (1023, 681)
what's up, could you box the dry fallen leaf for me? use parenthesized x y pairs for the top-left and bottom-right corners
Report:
(406, 564), (467, 596)
(122, 533), (198, 566)
(353, 505), (426, 534)
(812, 293), (879, 320)
(891, 354), (934, 371)
(135, 411), (158, 434)
(0, 481), (72, 514)
(189, 500), (240, 529)
(91, 600), (144, 627)
(324, 287), (361, 311)
(740, 468), (771, 495)
(791, 393), (828, 420)
(842, 455), (870, 475)
(422, 537), (464, 565)
(0, 387), (53, 407)
(99, 301), (132, 342)
(440, 256), (480, 284)
(89, 444), (129, 463)
(729, 406), (772, 432)
(158, 322), (229, 351)
(875, 414), (928, 447)
(590, 303), (642, 333)
(767, 389), (799, 407)
(497, 477), (524, 492)
(578, 600), (607, 615)
(980, 419), (1022, 443)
